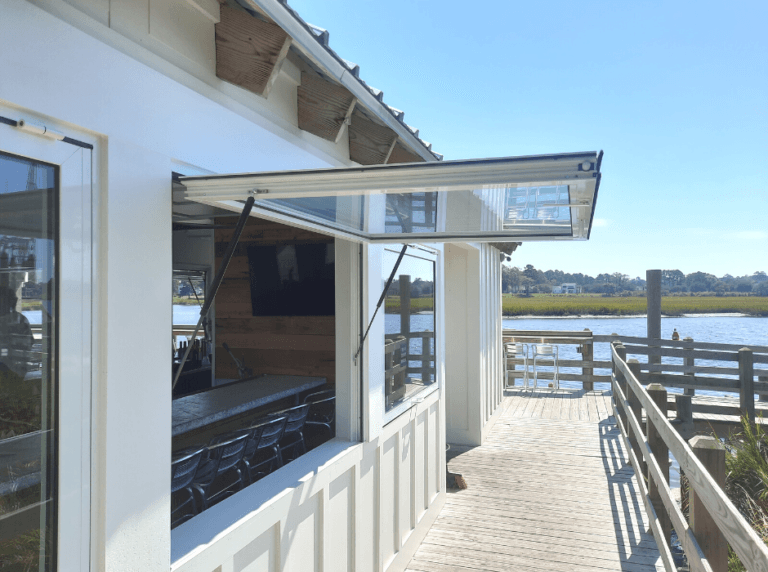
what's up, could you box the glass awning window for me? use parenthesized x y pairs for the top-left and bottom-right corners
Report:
(181, 151), (602, 244)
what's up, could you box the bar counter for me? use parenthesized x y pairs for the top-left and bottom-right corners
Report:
(172, 374), (326, 436)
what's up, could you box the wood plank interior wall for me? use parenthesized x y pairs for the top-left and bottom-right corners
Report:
(214, 217), (335, 384)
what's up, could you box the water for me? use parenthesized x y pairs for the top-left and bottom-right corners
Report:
(24, 304), (206, 326)
(172, 304), (203, 325)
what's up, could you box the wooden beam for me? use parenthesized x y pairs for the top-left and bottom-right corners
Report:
(387, 141), (425, 164)
(348, 109), (398, 165)
(215, 5), (292, 98)
(297, 71), (357, 143)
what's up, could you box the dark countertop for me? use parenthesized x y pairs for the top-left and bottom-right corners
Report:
(171, 374), (326, 436)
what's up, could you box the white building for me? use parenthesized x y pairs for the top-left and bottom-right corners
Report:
(553, 282), (581, 294)
(0, 1), (602, 571)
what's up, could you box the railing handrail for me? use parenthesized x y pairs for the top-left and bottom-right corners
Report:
(596, 333), (768, 355)
(611, 343), (768, 572)
(503, 328), (593, 337)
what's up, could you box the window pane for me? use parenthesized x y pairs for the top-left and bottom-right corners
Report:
(173, 270), (206, 326)
(0, 152), (58, 571)
(254, 185), (572, 241)
(383, 247), (435, 411)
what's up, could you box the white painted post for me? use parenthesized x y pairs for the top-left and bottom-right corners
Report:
(646, 270), (661, 367)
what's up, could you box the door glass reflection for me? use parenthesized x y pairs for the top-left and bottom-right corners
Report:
(0, 151), (58, 571)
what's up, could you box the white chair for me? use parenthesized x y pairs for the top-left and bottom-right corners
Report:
(532, 344), (559, 389)
(504, 342), (529, 389)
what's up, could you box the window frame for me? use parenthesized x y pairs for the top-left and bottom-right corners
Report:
(0, 107), (96, 571)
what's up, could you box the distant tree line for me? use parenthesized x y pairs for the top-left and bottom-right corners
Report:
(387, 277), (434, 298)
(503, 265), (768, 296)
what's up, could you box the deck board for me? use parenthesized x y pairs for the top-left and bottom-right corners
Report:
(410, 388), (664, 572)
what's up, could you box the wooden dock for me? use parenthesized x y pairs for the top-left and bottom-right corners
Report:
(408, 388), (665, 572)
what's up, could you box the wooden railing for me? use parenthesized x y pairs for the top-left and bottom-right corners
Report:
(611, 341), (768, 572)
(503, 330), (768, 420)
(503, 329), (611, 390)
(385, 336), (407, 406)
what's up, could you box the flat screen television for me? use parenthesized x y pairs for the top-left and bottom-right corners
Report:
(246, 243), (335, 316)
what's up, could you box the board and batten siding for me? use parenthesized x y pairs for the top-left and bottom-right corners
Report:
(171, 388), (445, 572)
(214, 218), (336, 384)
(444, 243), (504, 446)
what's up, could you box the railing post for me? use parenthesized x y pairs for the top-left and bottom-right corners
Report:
(399, 274), (412, 369)
(421, 332), (431, 384)
(385, 339), (394, 396)
(673, 394), (695, 438)
(396, 335), (406, 389)
(582, 328), (593, 391)
(646, 269), (661, 366)
(647, 383), (671, 546)
(739, 348), (755, 425)
(615, 343), (629, 441)
(683, 336), (695, 396)
(627, 359), (646, 476)
(689, 436), (727, 572)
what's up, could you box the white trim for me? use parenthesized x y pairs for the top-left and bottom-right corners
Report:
(181, 153), (599, 197)
(0, 102), (98, 572)
(182, 153), (600, 243)
(384, 384), (439, 427)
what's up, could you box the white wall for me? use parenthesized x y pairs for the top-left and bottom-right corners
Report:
(171, 390), (445, 572)
(444, 243), (503, 446)
(1, 2), (447, 571)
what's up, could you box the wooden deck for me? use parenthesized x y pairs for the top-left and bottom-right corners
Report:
(408, 388), (665, 572)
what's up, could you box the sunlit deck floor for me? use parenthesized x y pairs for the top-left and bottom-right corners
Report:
(408, 388), (665, 572)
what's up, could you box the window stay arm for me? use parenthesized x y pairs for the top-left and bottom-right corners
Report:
(173, 196), (255, 390)
(353, 244), (408, 365)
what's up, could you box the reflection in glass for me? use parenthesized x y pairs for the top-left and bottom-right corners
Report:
(0, 152), (58, 570)
(254, 185), (572, 241)
(385, 192), (438, 234)
(383, 247), (435, 411)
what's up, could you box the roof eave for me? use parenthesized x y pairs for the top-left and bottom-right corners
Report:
(244, 0), (438, 163)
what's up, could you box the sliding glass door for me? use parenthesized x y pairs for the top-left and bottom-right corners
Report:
(0, 150), (58, 570)
(0, 113), (93, 571)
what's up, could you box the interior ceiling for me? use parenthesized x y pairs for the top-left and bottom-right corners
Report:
(172, 181), (239, 230)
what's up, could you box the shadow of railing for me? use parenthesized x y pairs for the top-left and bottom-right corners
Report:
(598, 417), (663, 570)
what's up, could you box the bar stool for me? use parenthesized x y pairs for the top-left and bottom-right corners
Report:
(532, 344), (559, 389)
(503, 342), (529, 389)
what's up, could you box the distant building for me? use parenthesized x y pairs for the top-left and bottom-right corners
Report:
(553, 283), (580, 294)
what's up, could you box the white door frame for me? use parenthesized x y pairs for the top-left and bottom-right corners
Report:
(0, 102), (97, 572)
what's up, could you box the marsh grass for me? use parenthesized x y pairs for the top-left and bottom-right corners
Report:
(502, 294), (768, 317)
(722, 416), (768, 570)
(384, 297), (434, 314)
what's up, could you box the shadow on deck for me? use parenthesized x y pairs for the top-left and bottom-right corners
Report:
(408, 388), (665, 572)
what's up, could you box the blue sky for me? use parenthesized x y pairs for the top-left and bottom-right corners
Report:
(289, 0), (767, 279)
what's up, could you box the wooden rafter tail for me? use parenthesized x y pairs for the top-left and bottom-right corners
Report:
(215, 5), (292, 98)
(387, 141), (426, 164)
(348, 109), (398, 165)
(297, 71), (357, 143)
